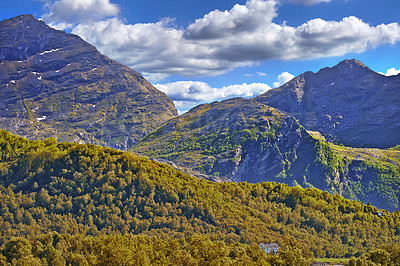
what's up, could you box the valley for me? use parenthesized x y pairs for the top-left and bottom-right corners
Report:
(0, 13), (400, 265)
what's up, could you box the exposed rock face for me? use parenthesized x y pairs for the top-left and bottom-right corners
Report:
(256, 59), (400, 148)
(134, 97), (320, 183)
(133, 97), (400, 211)
(0, 15), (177, 150)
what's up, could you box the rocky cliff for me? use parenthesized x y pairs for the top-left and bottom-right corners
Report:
(0, 14), (177, 150)
(133, 97), (400, 211)
(133, 98), (311, 182)
(256, 59), (400, 148)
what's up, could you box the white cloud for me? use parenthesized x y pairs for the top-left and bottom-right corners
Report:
(184, 0), (278, 39)
(72, 18), (233, 77)
(257, 72), (267, 76)
(288, 0), (332, 6)
(47, 21), (74, 30)
(156, 70), (296, 112)
(41, 0), (400, 79)
(43, 0), (119, 26)
(273, 72), (295, 87)
(287, 17), (400, 60)
(380, 68), (400, 76)
(155, 81), (272, 113)
(142, 72), (170, 83)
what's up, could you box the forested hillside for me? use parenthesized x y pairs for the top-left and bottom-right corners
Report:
(0, 130), (399, 262)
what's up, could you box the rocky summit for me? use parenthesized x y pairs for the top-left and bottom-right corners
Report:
(0, 15), (177, 150)
(256, 59), (400, 149)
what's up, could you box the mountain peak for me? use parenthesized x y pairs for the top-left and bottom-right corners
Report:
(0, 14), (36, 24)
(335, 59), (370, 71)
(0, 14), (92, 62)
(7, 14), (36, 22)
(257, 59), (400, 148)
(0, 14), (45, 32)
(338, 59), (367, 68)
(0, 14), (177, 150)
(321, 59), (372, 76)
(0, 14), (65, 61)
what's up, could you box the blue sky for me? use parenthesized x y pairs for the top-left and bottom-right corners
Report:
(2, 0), (400, 113)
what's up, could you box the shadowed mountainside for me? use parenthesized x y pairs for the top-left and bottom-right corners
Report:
(0, 14), (177, 150)
(132, 97), (400, 211)
(256, 59), (400, 149)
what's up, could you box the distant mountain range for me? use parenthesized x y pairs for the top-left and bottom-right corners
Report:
(132, 95), (400, 211)
(0, 15), (177, 150)
(1, 15), (400, 211)
(256, 59), (400, 149)
(131, 60), (400, 211)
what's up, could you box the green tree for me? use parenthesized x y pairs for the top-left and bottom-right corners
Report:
(279, 237), (313, 266)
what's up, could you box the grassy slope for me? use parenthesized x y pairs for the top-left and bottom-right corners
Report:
(309, 132), (400, 210)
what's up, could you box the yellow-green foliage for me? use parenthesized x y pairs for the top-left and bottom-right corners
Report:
(311, 134), (400, 210)
(345, 242), (400, 265)
(0, 130), (399, 259)
(0, 233), (318, 265)
(310, 132), (400, 172)
(0, 234), (271, 265)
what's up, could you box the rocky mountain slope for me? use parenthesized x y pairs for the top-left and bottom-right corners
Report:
(133, 98), (309, 182)
(256, 59), (400, 149)
(132, 97), (400, 211)
(0, 15), (177, 150)
(1, 15), (399, 211)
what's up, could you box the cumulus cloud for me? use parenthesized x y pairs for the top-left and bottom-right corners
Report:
(273, 72), (295, 87)
(42, 0), (400, 79)
(72, 18), (233, 77)
(288, 17), (400, 60)
(380, 68), (400, 76)
(156, 70), (298, 112)
(184, 0), (278, 39)
(155, 81), (272, 112)
(288, 0), (332, 6)
(43, 0), (119, 26)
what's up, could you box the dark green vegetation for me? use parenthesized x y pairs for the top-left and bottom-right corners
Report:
(256, 59), (400, 149)
(0, 15), (177, 150)
(0, 130), (399, 261)
(133, 98), (400, 211)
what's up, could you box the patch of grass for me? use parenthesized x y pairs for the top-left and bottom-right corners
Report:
(314, 257), (349, 264)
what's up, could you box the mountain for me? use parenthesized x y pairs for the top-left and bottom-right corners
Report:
(133, 98), (310, 182)
(132, 97), (400, 211)
(0, 130), (399, 260)
(0, 15), (177, 150)
(256, 59), (400, 149)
